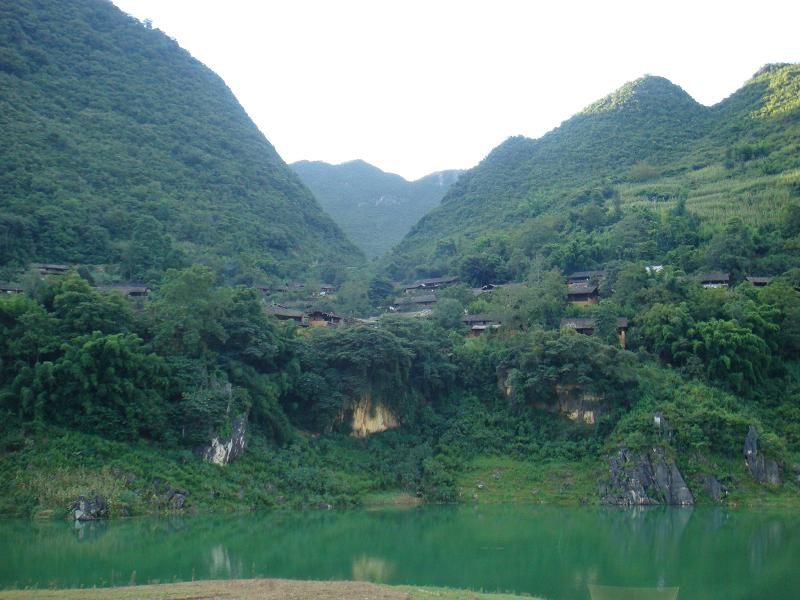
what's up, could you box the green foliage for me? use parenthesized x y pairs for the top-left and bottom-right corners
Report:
(0, 0), (361, 279)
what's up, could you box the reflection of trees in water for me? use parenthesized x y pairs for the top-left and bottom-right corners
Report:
(352, 555), (394, 583)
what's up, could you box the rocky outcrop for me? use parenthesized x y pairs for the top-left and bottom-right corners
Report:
(72, 495), (108, 521)
(351, 394), (399, 437)
(549, 384), (604, 425)
(744, 425), (782, 485)
(700, 474), (727, 501)
(201, 415), (247, 466)
(601, 447), (694, 506)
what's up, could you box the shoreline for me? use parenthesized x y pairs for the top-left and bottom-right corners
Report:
(0, 578), (534, 600)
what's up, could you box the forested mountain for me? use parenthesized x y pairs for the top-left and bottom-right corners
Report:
(384, 65), (800, 281)
(1, 0), (799, 521)
(291, 159), (462, 258)
(0, 0), (362, 282)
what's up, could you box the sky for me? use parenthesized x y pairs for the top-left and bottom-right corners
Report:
(112, 0), (799, 181)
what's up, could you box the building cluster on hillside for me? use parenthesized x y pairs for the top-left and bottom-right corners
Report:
(0, 264), (780, 344)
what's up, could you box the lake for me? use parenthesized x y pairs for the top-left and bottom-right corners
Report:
(1, 505), (799, 599)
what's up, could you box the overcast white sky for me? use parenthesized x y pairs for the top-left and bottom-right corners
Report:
(112, 0), (799, 180)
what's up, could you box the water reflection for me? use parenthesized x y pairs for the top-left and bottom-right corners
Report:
(1, 506), (798, 600)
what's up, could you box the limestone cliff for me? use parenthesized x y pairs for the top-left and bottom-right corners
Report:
(350, 394), (399, 437)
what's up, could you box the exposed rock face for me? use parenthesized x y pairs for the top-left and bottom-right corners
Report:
(202, 415), (247, 466)
(744, 425), (782, 485)
(351, 394), (399, 437)
(700, 474), (727, 501)
(601, 447), (694, 506)
(549, 384), (603, 425)
(72, 495), (108, 521)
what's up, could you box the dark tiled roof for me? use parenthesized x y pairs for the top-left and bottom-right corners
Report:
(567, 270), (607, 280)
(405, 276), (459, 289)
(265, 306), (305, 318)
(699, 272), (730, 282)
(745, 276), (772, 285)
(560, 317), (628, 329)
(567, 282), (598, 295)
(463, 314), (500, 324)
(395, 294), (438, 305)
(95, 284), (150, 296)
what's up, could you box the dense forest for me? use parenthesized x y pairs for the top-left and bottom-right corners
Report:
(1, 0), (799, 519)
(291, 160), (462, 258)
(0, 0), (362, 283)
(383, 66), (800, 283)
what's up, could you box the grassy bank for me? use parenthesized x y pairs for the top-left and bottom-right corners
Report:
(0, 579), (536, 600)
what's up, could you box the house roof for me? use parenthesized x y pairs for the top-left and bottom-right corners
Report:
(95, 284), (150, 295)
(308, 310), (344, 320)
(395, 294), (438, 305)
(0, 282), (23, 293)
(699, 272), (730, 282)
(560, 317), (629, 330)
(405, 276), (459, 289)
(265, 306), (305, 318)
(745, 276), (773, 285)
(567, 282), (598, 295)
(567, 270), (607, 280)
(463, 313), (500, 324)
(33, 263), (70, 270)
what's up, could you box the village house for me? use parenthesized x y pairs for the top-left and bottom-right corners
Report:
(699, 272), (730, 288)
(94, 284), (151, 298)
(403, 276), (459, 294)
(264, 305), (306, 325)
(567, 282), (599, 305)
(32, 263), (70, 276)
(0, 283), (23, 294)
(319, 283), (337, 296)
(560, 317), (629, 348)
(392, 294), (438, 310)
(462, 314), (502, 337)
(254, 284), (270, 295)
(745, 276), (773, 287)
(566, 270), (607, 285)
(307, 310), (345, 328)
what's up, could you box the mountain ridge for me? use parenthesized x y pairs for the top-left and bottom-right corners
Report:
(384, 64), (800, 280)
(291, 159), (463, 258)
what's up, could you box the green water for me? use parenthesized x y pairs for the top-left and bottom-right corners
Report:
(1, 506), (798, 599)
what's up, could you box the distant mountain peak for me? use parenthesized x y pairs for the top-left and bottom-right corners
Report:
(581, 75), (699, 115)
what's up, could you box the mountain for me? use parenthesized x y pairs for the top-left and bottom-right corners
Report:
(0, 0), (363, 282)
(291, 159), (463, 258)
(384, 66), (800, 281)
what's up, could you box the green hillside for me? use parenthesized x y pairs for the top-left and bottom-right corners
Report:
(384, 65), (800, 281)
(291, 159), (462, 258)
(0, 0), (362, 282)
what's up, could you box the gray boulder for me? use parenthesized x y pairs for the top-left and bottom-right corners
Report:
(601, 446), (694, 506)
(72, 495), (108, 521)
(744, 425), (782, 486)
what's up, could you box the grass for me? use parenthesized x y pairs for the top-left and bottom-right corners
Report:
(455, 455), (602, 505)
(0, 579), (538, 600)
(619, 161), (800, 229)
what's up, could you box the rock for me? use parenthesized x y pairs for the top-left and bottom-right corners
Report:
(700, 474), (727, 501)
(72, 495), (108, 521)
(201, 415), (247, 465)
(169, 491), (188, 510)
(652, 447), (694, 505)
(601, 446), (694, 506)
(744, 425), (782, 486)
(350, 394), (399, 437)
